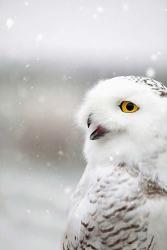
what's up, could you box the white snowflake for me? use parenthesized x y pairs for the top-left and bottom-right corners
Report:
(26, 209), (31, 214)
(36, 33), (44, 42)
(96, 6), (104, 13)
(109, 156), (114, 162)
(30, 85), (34, 90)
(150, 51), (161, 61)
(6, 18), (15, 29)
(58, 150), (64, 156)
(146, 67), (156, 78)
(23, 76), (27, 82)
(45, 209), (50, 214)
(64, 187), (72, 195)
(24, 1), (29, 6)
(122, 3), (129, 11)
(25, 64), (30, 68)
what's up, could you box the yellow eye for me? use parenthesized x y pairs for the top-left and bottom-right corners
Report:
(119, 101), (139, 113)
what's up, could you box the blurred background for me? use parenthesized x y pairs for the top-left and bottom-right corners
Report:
(0, 0), (167, 249)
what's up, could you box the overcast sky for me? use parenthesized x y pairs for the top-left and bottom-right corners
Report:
(0, 0), (167, 62)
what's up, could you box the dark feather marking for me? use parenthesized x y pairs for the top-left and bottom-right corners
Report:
(85, 243), (97, 250)
(107, 234), (129, 247)
(141, 177), (167, 197)
(101, 223), (142, 242)
(100, 225), (114, 233)
(148, 236), (155, 250)
(126, 204), (137, 212)
(103, 205), (127, 219)
(127, 236), (138, 245)
(81, 221), (88, 228)
(90, 198), (97, 204)
(87, 226), (95, 232)
(85, 234), (90, 240)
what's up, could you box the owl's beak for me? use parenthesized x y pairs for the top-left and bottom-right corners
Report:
(90, 125), (109, 140)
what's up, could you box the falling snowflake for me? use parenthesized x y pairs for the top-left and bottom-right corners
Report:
(92, 6), (104, 20)
(150, 51), (161, 61)
(122, 3), (129, 11)
(58, 150), (64, 156)
(6, 18), (15, 29)
(25, 64), (30, 68)
(23, 76), (27, 82)
(146, 67), (156, 78)
(24, 1), (29, 6)
(62, 75), (72, 81)
(45, 209), (50, 214)
(26, 209), (31, 214)
(96, 6), (104, 13)
(30, 85), (34, 90)
(36, 33), (44, 42)
(64, 187), (72, 194)
(109, 156), (114, 162)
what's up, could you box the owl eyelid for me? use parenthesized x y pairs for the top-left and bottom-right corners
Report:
(118, 100), (128, 109)
(119, 100), (131, 104)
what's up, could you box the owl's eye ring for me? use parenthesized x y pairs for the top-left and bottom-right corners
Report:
(119, 101), (139, 113)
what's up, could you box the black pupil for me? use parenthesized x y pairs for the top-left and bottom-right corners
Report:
(126, 102), (134, 111)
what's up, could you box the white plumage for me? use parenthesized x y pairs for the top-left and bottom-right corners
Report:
(62, 76), (167, 250)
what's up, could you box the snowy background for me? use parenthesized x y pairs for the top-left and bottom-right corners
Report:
(0, 0), (167, 250)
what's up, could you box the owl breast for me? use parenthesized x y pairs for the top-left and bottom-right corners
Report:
(63, 165), (155, 250)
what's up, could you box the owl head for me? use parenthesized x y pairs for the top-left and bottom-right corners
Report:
(77, 76), (167, 171)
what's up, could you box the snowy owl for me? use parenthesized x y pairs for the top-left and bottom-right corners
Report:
(62, 76), (167, 250)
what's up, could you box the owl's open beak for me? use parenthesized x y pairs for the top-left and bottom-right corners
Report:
(90, 125), (109, 140)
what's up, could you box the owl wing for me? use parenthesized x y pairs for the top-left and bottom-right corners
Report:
(62, 166), (155, 250)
